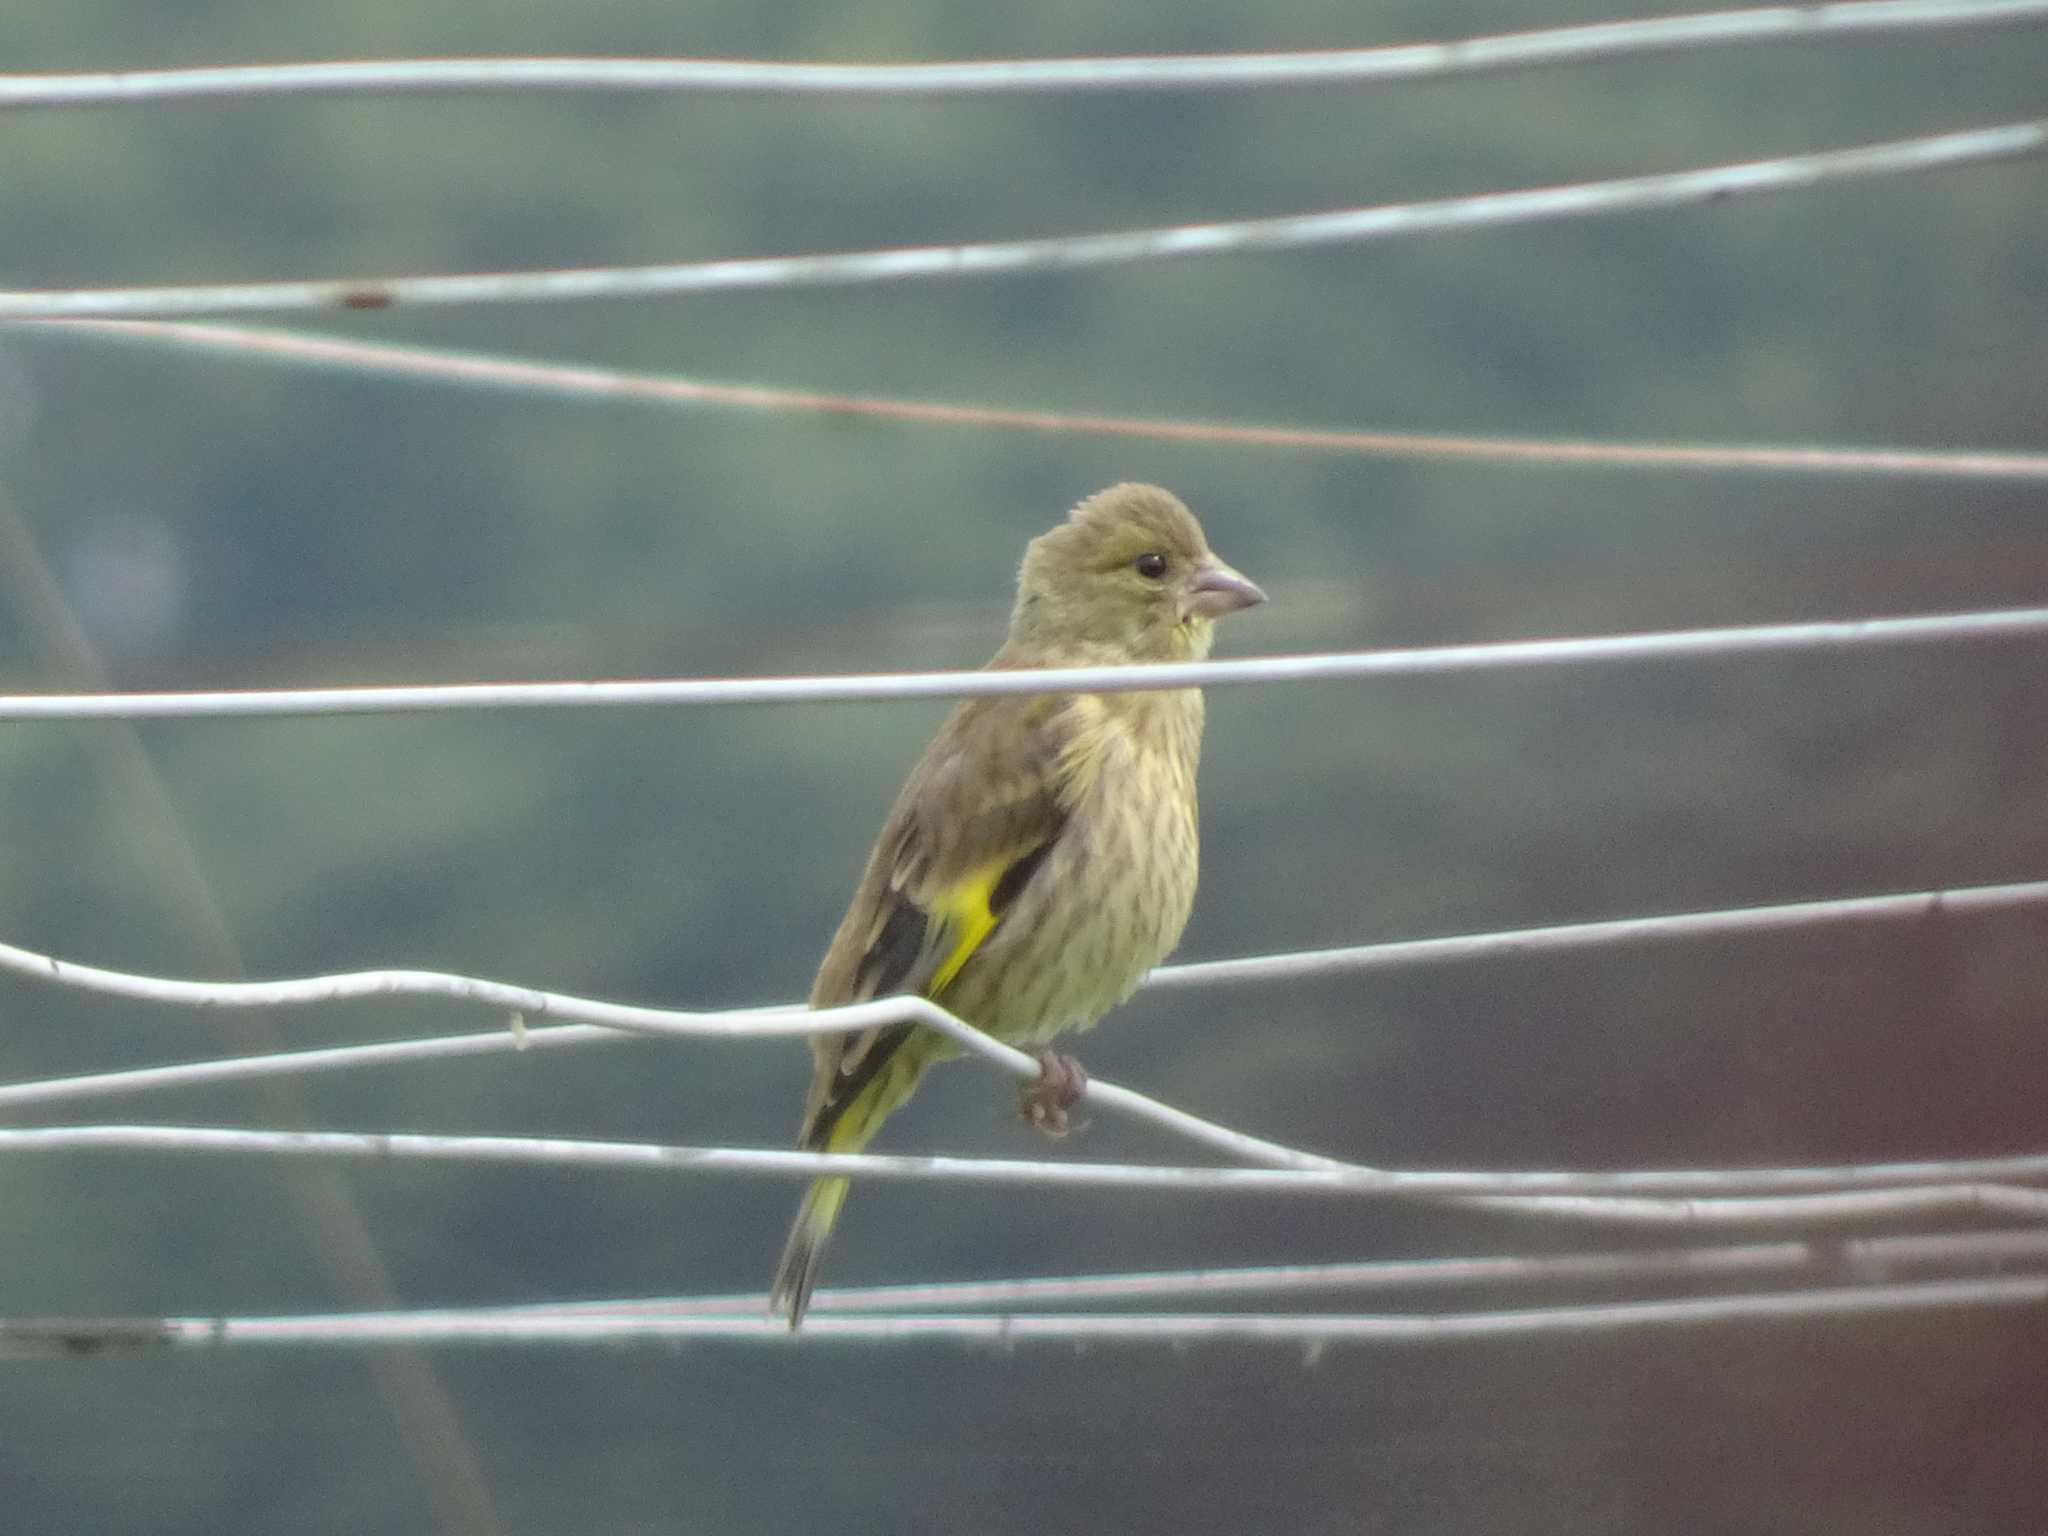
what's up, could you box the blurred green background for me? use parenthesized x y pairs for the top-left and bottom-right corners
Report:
(3, 2), (2047, 1532)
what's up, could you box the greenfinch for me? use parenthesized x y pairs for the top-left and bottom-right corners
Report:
(770, 483), (1266, 1326)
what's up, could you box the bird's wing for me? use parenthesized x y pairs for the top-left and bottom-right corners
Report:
(799, 692), (1079, 1142)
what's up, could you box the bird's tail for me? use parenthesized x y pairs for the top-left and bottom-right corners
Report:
(769, 1038), (930, 1328)
(768, 1172), (851, 1329)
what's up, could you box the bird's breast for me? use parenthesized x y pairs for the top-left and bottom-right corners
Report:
(942, 696), (1203, 1046)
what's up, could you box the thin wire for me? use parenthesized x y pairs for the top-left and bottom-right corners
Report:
(1144, 878), (2048, 990)
(487, 1228), (2048, 1315)
(4, 605), (2048, 720)
(6, 2), (2047, 107)
(527, 1249), (1825, 1316)
(0, 941), (1343, 1171)
(7, 1274), (2045, 1354)
(0, 1023), (624, 1110)
(30, 320), (2048, 481)
(9, 1126), (2048, 1213)
(3, 121), (2041, 320)
(2, 876), (2044, 1114)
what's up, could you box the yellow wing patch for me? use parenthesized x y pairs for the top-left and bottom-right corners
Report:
(925, 861), (1006, 997)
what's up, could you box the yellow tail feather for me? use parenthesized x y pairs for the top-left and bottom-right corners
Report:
(769, 1035), (939, 1328)
(768, 1174), (849, 1328)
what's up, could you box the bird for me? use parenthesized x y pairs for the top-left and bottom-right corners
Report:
(769, 482), (1266, 1327)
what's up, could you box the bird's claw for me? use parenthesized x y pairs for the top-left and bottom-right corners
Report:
(1020, 1049), (1088, 1138)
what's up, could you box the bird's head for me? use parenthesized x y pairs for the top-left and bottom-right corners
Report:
(1008, 483), (1266, 663)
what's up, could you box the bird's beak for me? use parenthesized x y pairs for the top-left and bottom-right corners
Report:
(1183, 559), (1267, 621)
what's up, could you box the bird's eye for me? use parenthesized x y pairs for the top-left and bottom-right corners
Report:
(1133, 552), (1169, 580)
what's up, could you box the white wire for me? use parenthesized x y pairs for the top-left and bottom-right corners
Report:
(7, 1275), (2044, 1354)
(9, 1126), (2048, 1214)
(0, 1023), (624, 1109)
(29, 320), (2048, 481)
(0, 941), (1341, 1171)
(5, 3), (2046, 107)
(3, 605), (2047, 720)
(488, 1228), (2048, 1315)
(2, 121), (2041, 320)
(1, 876), (2043, 1113)
(1147, 878), (2048, 988)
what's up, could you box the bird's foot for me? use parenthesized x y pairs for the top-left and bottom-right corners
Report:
(1019, 1049), (1088, 1138)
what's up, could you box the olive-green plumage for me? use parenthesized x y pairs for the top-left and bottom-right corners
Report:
(769, 483), (1265, 1326)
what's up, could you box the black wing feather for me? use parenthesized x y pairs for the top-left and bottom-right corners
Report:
(807, 822), (1065, 1149)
